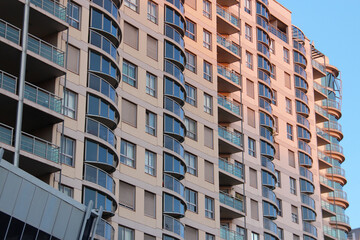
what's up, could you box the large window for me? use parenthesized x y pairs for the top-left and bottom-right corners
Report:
(251, 232), (259, 240)
(203, 61), (212, 81)
(67, 1), (81, 29)
(124, 0), (138, 12)
(185, 18), (196, 40)
(61, 136), (75, 166)
(118, 225), (135, 240)
(185, 152), (197, 175)
(146, 111), (157, 136)
(120, 140), (136, 168)
(59, 184), (74, 198)
(122, 60), (137, 87)
(185, 51), (196, 73)
(145, 150), (156, 176)
(205, 196), (214, 219)
(146, 72), (157, 97)
(185, 117), (197, 140)
(185, 84), (197, 106)
(147, 1), (158, 23)
(204, 93), (213, 114)
(63, 89), (77, 119)
(185, 188), (197, 212)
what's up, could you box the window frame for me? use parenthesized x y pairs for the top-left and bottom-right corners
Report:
(245, 24), (252, 41)
(290, 177), (297, 195)
(185, 84), (197, 106)
(203, 29), (212, 50)
(124, 0), (138, 12)
(122, 60), (138, 87)
(145, 150), (156, 176)
(61, 135), (75, 166)
(283, 47), (290, 63)
(146, 111), (157, 136)
(147, 0), (158, 24)
(204, 93), (213, 114)
(185, 188), (198, 213)
(120, 140), (136, 168)
(63, 89), (77, 119)
(185, 18), (196, 41)
(285, 97), (292, 114)
(203, 0), (211, 18)
(185, 117), (197, 140)
(287, 123), (293, 140)
(205, 196), (214, 219)
(244, 0), (251, 14)
(185, 151), (198, 176)
(203, 61), (212, 81)
(118, 225), (135, 240)
(67, 1), (81, 29)
(246, 51), (253, 69)
(185, 51), (197, 73)
(248, 137), (256, 157)
(146, 72), (157, 97)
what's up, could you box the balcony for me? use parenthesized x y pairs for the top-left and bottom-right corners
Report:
(261, 157), (276, 176)
(217, 0), (239, 7)
(313, 82), (327, 101)
(217, 34), (241, 63)
(269, 24), (288, 43)
(216, 5), (240, 35)
(323, 225), (348, 240)
(324, 121), (343, 140)
(319, 175), (334, 193)
(218, 158), (244, 185)
(316, 127), (330, 146)
(301, 194), (315, 210)
(218, 126), (243, 154)
(83, 164), (115, 195)
(163, 214), (185, 239)
(300, 167), (313, 183)
(325, 143), (345, 163)
(217, 65), (241, 93)
(321, 200), (336, 218)
(303, 221), (318, 238)
(263, 218), (279, 239)
(317, 150), (334, 169)
(220, 227), (244, 240)
(218, 94), (242, 123)
(326, 166), (346, 185)
(330, 214), (351, 232)
(96, 219), (114, 240)
(315, 104), (329, 123)
(263, 186), (277, 206)
(163, 173), (185, 200)
(322, 99), (342, 119)
(219, 191), (245, 219)
(312, 59), (326, 78)
(328, 189), (349, 208)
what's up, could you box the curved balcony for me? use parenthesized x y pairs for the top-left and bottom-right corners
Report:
(84, 164), (115, 194)
(295, 89), (308, 104)
(303, 221), (317, 238)
(298, 125), (311, 143)
(294, 64), (307, 80)
(263, 201), (278, 219)
(259, 111), (274, 130)
(165, 40), (186, 71)
(330, 214), (351, 232)
(325, 143), (345, 163)
(262, 170), (276, 189)
(297, 114), (310, 130)
(218, 158), (244, 185)
(300, 167), (313, 183)
(322, 99), (342, 119)
(218, 126), (243, 154)
(89, 50), (120, 88)
(323, 121), (343, 140)
(217, 34), (241, 63)
(87, 94), (120, 130)
(294, 51), (307, 68)
(256, 15), (269, 31)
(88, 72), (118, 105)
(259, 97), (272, 115)
(164, 114), (186, 142)
(84, 139), (118, 173)
(217, 65), (241, 93)
(165, 24), (185, 49)
(261, 157), (276, 176)
(164, 75), (186, 107)
(86, 117), (116, 149)
(301, 194), (315, 210)
(302, 206), (316, 222)
(293, 40), (306, 55)
(316, 127), (330, 146)
(317, 150), (333, 169)
(296, 100), (310, 116)
(262, 186), (277, 207)
(260, 140), (275, 160)
(256, 2), (269, 21)
(83, 186), (117, 217)
(326, 166), (346, 185)
(164, 173), (185, 200)
(218, 94), (242, 123)
(257, 42), (270, 59)
(90, 8), (121, 47)
(220, 226), (244, 240)
(258, 69), (271, 86)
(299, 152), (313, 168)
(165, 6), (185, 36)
(166, 0), (185, 15)
(292, 25), (305, 41)
(91, 0), (120, 20)
(164, 97), (185, 122)
(300, 179), (314, 194)
(313, 82), (327, 101)
(165, 60), (185, 90)
(298, 140), (311, 156)
(315, 104), (329, 123)
(323, 225), (348, 240)
(163, 192), (186, 218)
(95, 219), (114, 240)
(89, 30), (119, 64)
(164, 135), (185, 161)
(219, 191), (245, 219)
(263, 218), (279, 240)
(164, 152), (186, 180)
(321, 200), (336, 218)
(163, 214), (185, 239)
(328, 190), (349, 208)
(216, 4), (240, 35)
(258, 55), (271, 75)
(260, 126), (273, 143)
(319, 175), (334, 193)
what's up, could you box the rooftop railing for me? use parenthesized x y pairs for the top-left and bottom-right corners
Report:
(218, 126), (242, 147)
(218, 158), (243, 179)
(218, 94), (241, 116)
(0, 19), (21, 44)
(217, 65), (241, 86)
(30, 0), (67, 22)
(217, 34), (241, 56)
(216, 5), (240, 27)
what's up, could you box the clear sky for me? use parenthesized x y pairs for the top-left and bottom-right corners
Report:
(277, 0), (360, 229)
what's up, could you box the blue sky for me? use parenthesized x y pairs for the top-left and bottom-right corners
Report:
(277, 0), (360, 229)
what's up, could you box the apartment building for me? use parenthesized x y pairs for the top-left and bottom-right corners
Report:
(0, 0), (349, 239)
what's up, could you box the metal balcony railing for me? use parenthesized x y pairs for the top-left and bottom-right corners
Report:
(216, 5), (240, 27)
(219, 191), (244, 212)
(316, 127), (330, 141)
(301, 194), (315, 209)
(220, 227), (244, 240)
(325, 143), (343, 155)
(323, 99), (341, 111)
(321, 200), (335, 212)
(218, 158), (243, 179)
(320, 175), (334, 188)
(163, 214), (185, 238)
(303, 221), (317, 237)
(312, 59), (326, 73)
(0, 123), (13, 145)
(0, 19), (21, 44)
(218, 126), (242, 147)
(314, 104), (329, 118)
(30, 0), (67, 22)
(313, 82), (327, 95)
(327, 166), (345, 177)
(21, 132), (59, 163)
(217, 34), (241, 56)
(0, 69), (17, 94)
(218, 94), (241, 116)
(330, 214), (350, 225)
(328, 189), (347, 201)
(269, 24), (288, 43)
(217, 65), (241, 86)
(324, 121), (342, 132)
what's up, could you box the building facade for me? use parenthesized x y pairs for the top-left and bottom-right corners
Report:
(0, 0), (349, 239)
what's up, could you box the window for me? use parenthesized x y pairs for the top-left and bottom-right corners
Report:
(274, 143), (280, 160)
(204, 126), (214, 148)
(185, 84), (197, 106)
(285, 97), (292, 114)
(205, 196), (214, 219)
(59, 184), (73, 198)
(185, 152), (197, 175)
(144, 191), (156, 218)
(245, 24), (252, 41)
(122, 99), (137, 127)
(122, 60), (137, 87)
(185, 117), (197, 140)
(246, 51), (253, 69)
(118, 225), (135, 240)
(250, 199), (259, 220)
(248, 138), (256, 157)
(290, 177), (297, 195)
(147, 35), (158, 60)
(67, 44), (80, 74)
(63, 89), (77, 119)
(278, 228), (283, 240)
(275, 170), (281, 187)
(185, 188), (197, 212)
(120, 140), (136, 168)
(291, 205), (298, 223)
(283, 47), (289, 63)
(287, 124), (293, 140)
(145, 150), (156, 176)
(204, 93), (213, 114)
(285, 72), (291, 89)
(246, 79), (254, 98)
(124, 22), (139, 50)
(276, 198), (282, 216)
(251, 232), (259, 240)
(185, 18), (196, 40)
(204, 160), (214, 183)
(203, 61), (212, 81)
(250, 168), (257, 188)
(146, 111), (157, 136)
(124, 0), (138, 12)
(288, 150), (295, 167)
(272, 90), (277, 105)
(119, 181), (136, 210)
(185, 51), (196, 72)
(203, 29), (211, 49)
(185, 226), (198, 240)
(269, 39), (275, 54)
(61, 136), (75, 166)
(144, 234), (156, 240)
(203, 0), (211, 18)
(67, 1), (81, 29)
(271, 64), (276, 79)
(206, 233), (215, 240)
(146, 72), (157, 97)
(273, 115), (278, 132)
(244, 0), (251, 14)
(147, 1), (158, 23)
(236, 226), (246, 238)
(247, 107), (255, 128)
